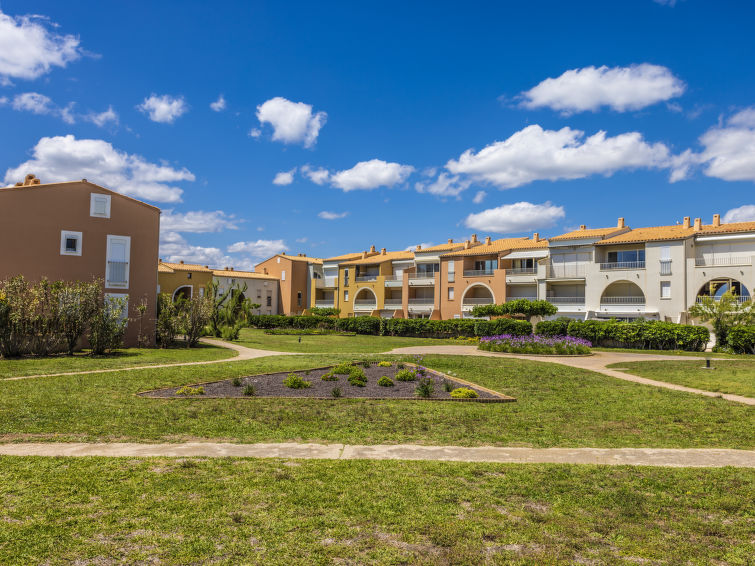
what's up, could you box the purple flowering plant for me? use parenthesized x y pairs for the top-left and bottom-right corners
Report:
(479, 334), (591, 355)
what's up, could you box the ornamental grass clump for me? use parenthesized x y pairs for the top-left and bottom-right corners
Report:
(415, 377), (434, 398)
(478, 334), (591, 355)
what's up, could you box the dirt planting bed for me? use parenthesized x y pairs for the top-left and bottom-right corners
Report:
(140, 362), (514, 402)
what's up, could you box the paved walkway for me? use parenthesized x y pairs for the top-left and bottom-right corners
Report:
(0, 442), (752, 467)
(388, 345), (755, 405)
(3, 338), (295, 382)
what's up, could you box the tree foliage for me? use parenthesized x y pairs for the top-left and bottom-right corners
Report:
(470, 299), (558, 321)
(688, 292), (754, 346)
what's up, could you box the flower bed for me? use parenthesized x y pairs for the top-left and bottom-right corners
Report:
(479, 334), (591, 355)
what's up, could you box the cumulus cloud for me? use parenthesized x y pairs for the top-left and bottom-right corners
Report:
(301, 164), (330, 185)
(693, 108), (755, 182)
(472, 190), (487, 204)
(227, 239), (289, 258)
(723, 205), (755, 223)
(161, 210), (239, 233)
(520, 64), (685, 114)
(446, 125), (670, 189)
(210, 94), (226, 112)
(159, 231), (235, 267)
(273, 168), (296, 186)
(329, 159), (414, 191)
(11, 92), (55, 114)
(464, 201), (565, 234)
(414, 172), (470, 197)
(137, 94), (188, 123)
(0, 10), (83, 83)
(4, 135), (194, 203)
(255, 97), (326, 147)
(84, 105), (118, 127)
(318, 211), (349, 220)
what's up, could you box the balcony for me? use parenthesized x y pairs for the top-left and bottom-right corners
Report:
(462, 297), (494, 306)
(506, 267), (537, 275)
(353, 299), (377, 310)
(106, 261), (128, 287)
(408, 298), (434, 305)
(315, 277), (338, 288)
(463, 269), (495, 277)
(696, 295), (751, 304)
(600, 296), (646, 305)
(383, 274), (403, 287)
(546, 265), (586, 279)
(600, 261), (645, 271)
(383, 298), (403, 308)
(355, 275), (378, 282)
(546, 296), (585, 304)
(695, 256), (751, 267)
(314, 300), (334, 308)
(506, 296), (537, 302)
(408, 273), (435, 286)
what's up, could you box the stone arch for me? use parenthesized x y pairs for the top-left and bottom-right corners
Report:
(354, 287), (378, 302)
(461, 282), (496, 305)
(697, 278), (751, 301)
(172, 285), (192, 302)
(600, 280), (645, 304)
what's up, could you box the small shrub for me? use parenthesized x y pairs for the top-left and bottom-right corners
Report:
(220, 324), (241, 341)
(332, 363), (353, 375)
(243, 384), (256, 396)
(321, 371), (338, 381)
(396, 362), (405, 369)
(395, 368), (417, 382)
(416, 366), (427, 377)
(377, 361), (392, 367)
(443, 380), (454, 392)
(360, 360), (371, 368)
(176, 385), (204, 396)
(347, 366), (367, 386)
(377, 376), (394, 387)
(415, 378), (434, 398)
(331, 387), (342, 398)
(283, 373), (311, 389)
(232, 376), (242, 387)
(450, 387), (479, 399)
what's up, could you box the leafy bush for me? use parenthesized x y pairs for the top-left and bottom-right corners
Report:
(470, 299), (557, 321)
(243, 384), (256, 396)
(396, 362), (405, 369)
(331, 387), (342, 398)
(156, 293), (181, 348)
(176, 386), (204, 396)
(473, 318), (532, 338)
(309, 307), (341, 316)
(395, 368), (417, 382)
(377, 361), (392, 367)
(232, 376), (242, 387)
(179, 294), (214, 348)
(689, 292), (754, 346)
(220, 324), (241, 341)
(332, 363), (353, 375)
(321, 371), (338, 381)
(377, 376), (394, 387)
(728, 325), (755, 354)
(264, 328), (355, 336)
(347, 366), (367, 386)
(443, 380), (454, 392)
(283, 373), (311, 389)
(415, 378), (434, 398)
(450, 387), (479, 399)
(89, 294), (127, 355)
(535, 317), (572, 337)
(566, 320), (709, 351)
(479, 334), (591, 355)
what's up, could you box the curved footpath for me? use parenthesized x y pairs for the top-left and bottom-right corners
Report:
(388, 345), (755, 406)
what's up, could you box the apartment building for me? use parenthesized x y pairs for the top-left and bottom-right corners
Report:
(255, 253), (323, 315)
(311, 251), (367, 310)
(212, 268), (279, 315)
(0, 175), (160, 346)
(157, 261), (214, 300)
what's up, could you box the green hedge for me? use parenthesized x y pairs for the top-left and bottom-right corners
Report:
(534, 318), (571, 337)
(566, 320), (709, 351)
(728, 326), (755, 354)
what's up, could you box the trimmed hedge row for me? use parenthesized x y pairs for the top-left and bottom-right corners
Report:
(728, 326), (755, 354)
(245, 314), (532, 338)
(562, 320), (709, 351)
(534, 318), (571, 337)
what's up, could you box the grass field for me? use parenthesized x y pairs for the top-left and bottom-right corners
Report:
(0, 457), (751, 565)
(0, 343), (236, 379)
(0, 354), (752, 448)
(610, 359), (755, 398)
(593, 347), (755, 359)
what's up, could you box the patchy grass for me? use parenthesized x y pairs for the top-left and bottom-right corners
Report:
(0, 355), (752, 448)
(235, 328), (463, 353)
(0, 457), (751, 564)
(610, 359), (755, 398)
(0, 343), (236, 379)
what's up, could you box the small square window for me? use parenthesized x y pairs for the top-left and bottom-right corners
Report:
(90, 193), (111, 218)
(60, 230), (82, 256)
(660, 281), (671, 299)
(65, 238), (78, 252)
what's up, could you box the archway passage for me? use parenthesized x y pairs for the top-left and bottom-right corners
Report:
(173, 285), (192, 302)
(600, 281), (645, 305)
(461, 283), (495, 306)
(697, 278), (751, 301)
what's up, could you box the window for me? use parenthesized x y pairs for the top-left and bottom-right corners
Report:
(297, 291), (302, 307)
(607, 249), (645, 263)
(60, 230), (82, 256)
(514, 258), (535, 269)
(187, 273), (192, 279)
(106, 235), (130, 289)
(277, 257), (281, 264)
(448, 287), (454, 300)
(281, 270), (286, 281)
(266, 294), (272, 307)
(90, 193), (111, 218)
(344, 290), (349, 302)
(660, 281), (671, 299)
(448, 261), (455, 282)
(474, 259), (496, 272)
(416, 263), (439, 276)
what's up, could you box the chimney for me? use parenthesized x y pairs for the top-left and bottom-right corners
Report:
(713, 214), (721, 227)
(579, 224), (586, 230)
(464, 240), (471, 249)
(362, 251), (367, 259)
(204, 265), (209, 269)
(281, 252), (286, 255)
(694, 217), (702, 231)
(23, 174), (36, 186)
(416, 244), (422, 251)
(617, 217), (625, 228)
(485, 236), (491, 245)
(263, 268), (268, 274)
(381, 247), (386, 255)
(471, 233), (478, 243)
(179, 260), (184, 264)
(370, 245), (376, 253)
(683, 217), (691, 229)
(159, 258), (163, 263)
(224, 267), (229, 271)
(447, 238), (453, 244)
(533, 232), (540, 242)
(230, 267), (234, 271)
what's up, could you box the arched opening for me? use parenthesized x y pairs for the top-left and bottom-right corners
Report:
(600, 281), (645, 305)
(697, 278), (751, 303)
(353, 287), (377, 315)
(461, 283), (495, 307)
(172, 285), (192, 302)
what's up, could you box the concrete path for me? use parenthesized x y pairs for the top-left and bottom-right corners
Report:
(2, 338), (296, 382)
(388, 345), (755, 406)
(0, 442), (752, 468)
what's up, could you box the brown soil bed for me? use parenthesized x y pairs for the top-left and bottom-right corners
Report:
(140, 362), (513, 402)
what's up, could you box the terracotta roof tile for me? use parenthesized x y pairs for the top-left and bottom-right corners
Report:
(550, 227), (629, 241)
(159, 262), (213, 272)
(323, 252), (367, 262)
(342, 250), (415, 265)
(442, 238), (547, 257)
(212, 269), (278, 280)
(414, 242), (466, 253)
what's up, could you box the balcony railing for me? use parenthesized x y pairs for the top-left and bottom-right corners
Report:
(315, 300), (334, 307)
(696, 295), (751, 304)
(463, 269), (495, 277)
(409, 272), (436, 279)
(408, 298), (434, 305)
(546, 265), (586, 278)
(600, 261), (645, 271)
(382, 275), (401, 281)
(383, 299), (403, 307)
(355, 275), (378, 282)
(600, 296), (646, 305)
(316, 276), (338, 288)
(462, 297), (494, 305)
(506, 267), (537, 275)
(107, 261), (128, 286)
(695, 256), (751, 267)
(546, 296), (585, 304)
(506, 296), (537, 302)
(659, 260), (672, 276)
(353, 299), (377, 309)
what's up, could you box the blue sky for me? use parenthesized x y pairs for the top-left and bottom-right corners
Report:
(1, 0), (755, 268)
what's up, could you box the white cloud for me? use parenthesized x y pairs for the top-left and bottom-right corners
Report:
(653, 0), (678, 5)
(273, 168), (296, 186)
(414, 172), (470, 197)
(161, 210), (239, 233)
(405, 242), (434, 251)
(295, 237), (308, 243)
(210, 94), (226, 112)
(227, 239), (288, 258)
(520, 64), (685, 114)
(464, 201), (565, 234)
(318, 211), (349, 220)
(0, 11), (83, 83)
(446, 125), (670, 189)
(301, 164), (330, 185)
(159, 231), (234, 268)
(255, 96), (326, 148)
(11, 92), (55, 114)
(248, 128), (261, 138)
(84, 105), (118, 127)
(472, 190), (487, 204)
(694, 108), (755, 182)
(723, 205), (755, 223)
(137, 94), (188, 123)
(4, 135), (194, 203)
(329, 159), (414, 191)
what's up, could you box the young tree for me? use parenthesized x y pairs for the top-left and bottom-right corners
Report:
(58, 280), (100, 355)
(180, 294), (214, 347)
(89, 294), (127, 355)
(156, 293), (181, 348)
(688, 292), (754, 347)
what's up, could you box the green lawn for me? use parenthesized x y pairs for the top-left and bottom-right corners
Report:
(609, 359), (755, 398)
(0, 343), (236, 379)
(0, 354), (752, 448)
(0, 457), (751, 565)
(593, 347), (755, 359)
(235, 328), (465, 353)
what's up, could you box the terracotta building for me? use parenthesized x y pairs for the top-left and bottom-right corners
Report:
(255, 253), (322, 315)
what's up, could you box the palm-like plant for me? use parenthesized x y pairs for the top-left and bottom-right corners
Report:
(688, 291), (754, 347)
